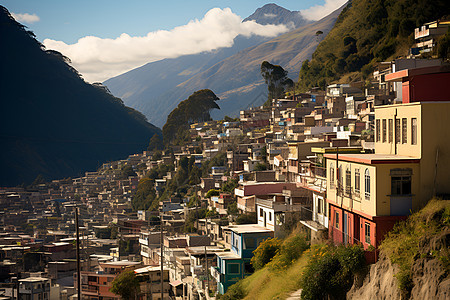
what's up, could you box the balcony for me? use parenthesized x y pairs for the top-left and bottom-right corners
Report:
(255, 198), (287, 212)
(390, 195), (413, 216)
(210, 266), (222, 282)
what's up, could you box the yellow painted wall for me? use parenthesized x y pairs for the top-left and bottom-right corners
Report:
(375, 102), (450, 210)
(375, 163), (420, 215)
(375, 103), (422, 157)
(419, 103), (450, 206)
(326, 159), (376, 216)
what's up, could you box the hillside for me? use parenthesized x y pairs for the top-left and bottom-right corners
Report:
(104, 4), (313, 127)
(220, 199), (449, 300)
(297, 0), (450, 90)
(0, 6), (161, 186)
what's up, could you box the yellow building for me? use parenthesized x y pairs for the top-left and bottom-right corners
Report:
(325, 101), (450, 250)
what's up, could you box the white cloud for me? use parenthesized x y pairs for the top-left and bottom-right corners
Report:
(11, 12), (40, 24)
(301, 0), (347, 21)
(43, 8), (289, 83)
(264, 13), (277, 18)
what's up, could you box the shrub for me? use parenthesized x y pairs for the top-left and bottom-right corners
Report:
(251, 238), (282, 270)
(300, 244), (365, 300)
(268, 234), (309, 270)
(217, 281), (246, 300)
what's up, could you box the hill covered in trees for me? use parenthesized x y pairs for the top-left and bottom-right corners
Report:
(297, 0), (450, 91)
(162, 89), (220, 146)
(0, 6), (161, 186)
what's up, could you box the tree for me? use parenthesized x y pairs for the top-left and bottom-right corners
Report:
(206, 189), (220, 198)
(236, 212), (257, 224)
(110, 270), (140, 300)
(147, 133), (163, 151)
(261, 61), (291, 106)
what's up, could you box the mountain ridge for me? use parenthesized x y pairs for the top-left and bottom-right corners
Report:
(0, 6), (161, 186)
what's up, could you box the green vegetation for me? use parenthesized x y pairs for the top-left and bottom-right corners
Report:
(261, 61), (293, 106)
(162, 89), (220, 146)
(251, 238), (282, 270)
(381, 198), (450, 297)
(297, 0), (450, 90)
(300, 244), (366, 300)
(220, 226), (366, 300)
(147, 133), (163, 151)
(235, 213), (257, 225)
(206, 189), (220, 198)
(110, 270), (140, 300)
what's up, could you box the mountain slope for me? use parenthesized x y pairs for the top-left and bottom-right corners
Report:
(104, 4), (311, 127)
(0, 6), (161, 186)
(297, 0), (450, 91)
(152, 5), (343, 123)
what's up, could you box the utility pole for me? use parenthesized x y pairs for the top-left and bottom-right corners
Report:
(204, 245), (209, 297)
(160, 210), (164, 300)
(75, 207), (81, 300)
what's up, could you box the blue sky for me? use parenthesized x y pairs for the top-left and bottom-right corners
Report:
(3, 0), (326, 43)
(2, 0), (346, 82)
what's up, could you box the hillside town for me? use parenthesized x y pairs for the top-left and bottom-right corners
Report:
(1, 18), (450, 300)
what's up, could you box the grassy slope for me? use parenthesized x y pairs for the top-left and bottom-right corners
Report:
(380, 198), (450, 293)
(227, 199), (449, 299)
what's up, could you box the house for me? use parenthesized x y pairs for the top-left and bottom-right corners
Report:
(212, 224), (273, 294)
(134, 266), (170, 300)
(80, 261), (141, 299)
(325, 95), (450, 251)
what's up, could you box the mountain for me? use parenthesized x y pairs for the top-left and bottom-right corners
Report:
(243, 3), (306, 27)
(297, 0), (450, 91)
(0, 6), (161, 186)
(104, 3), (310, 127)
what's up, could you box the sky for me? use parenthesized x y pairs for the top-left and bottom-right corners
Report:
(3, 0), (347, 82)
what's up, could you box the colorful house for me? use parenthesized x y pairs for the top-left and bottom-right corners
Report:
(212, 224), (273, 294)
(325, 81), (450, 251)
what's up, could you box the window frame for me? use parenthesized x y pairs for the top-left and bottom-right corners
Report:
(364, 169), (371, 200)
(354, 168), (360, 195)
(411, 118), (417, 145)
(402, 118), (407, 144)
(365, 222), (371, 244)
(376, 119), (381, 142)
(388, 119), (393, 143)
(382, 119), (387, 142)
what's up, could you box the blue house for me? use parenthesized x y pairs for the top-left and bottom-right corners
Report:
(212, 224), (273, 294)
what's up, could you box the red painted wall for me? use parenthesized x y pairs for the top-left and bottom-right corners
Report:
(403, 72), (450, 103)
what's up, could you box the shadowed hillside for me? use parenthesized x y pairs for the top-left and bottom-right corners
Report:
(0, 6), (161, 186)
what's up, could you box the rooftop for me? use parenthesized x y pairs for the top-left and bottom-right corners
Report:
(215, 252), (241, 260)
(226, 224), (273, 234)
(324, 153), (420, 164)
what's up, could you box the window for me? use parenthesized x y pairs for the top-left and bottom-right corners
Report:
(364, 169), (371, 200)
(228, 263), (240, 275)
(390, 168), (412, 195)
(395, 119), (401, 144)
(338, 165), (343, 195)
(330, 163), (335, 188)
(388, 119), (393, 143)
(402, 118), (407, 144)
(382, 119), (387, 142)
(345, 167), (351, 195)
(269, 212), (272, 221)
(411, 118), (417, 145)
(365, 222), (371, 244)
(260, 208), (263, 218)
(376, 119), (381, 142)
(244, 237), (255, 249)
(355, 169), (360, 194)
(335, 211), (340, 229)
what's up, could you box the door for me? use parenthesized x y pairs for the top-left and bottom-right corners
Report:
(343, 212), (348, 245)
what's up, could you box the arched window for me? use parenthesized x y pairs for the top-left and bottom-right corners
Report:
(338, 165), (343, 195)
(330, 163), (334, 188)
(365, 169), (371, 200)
